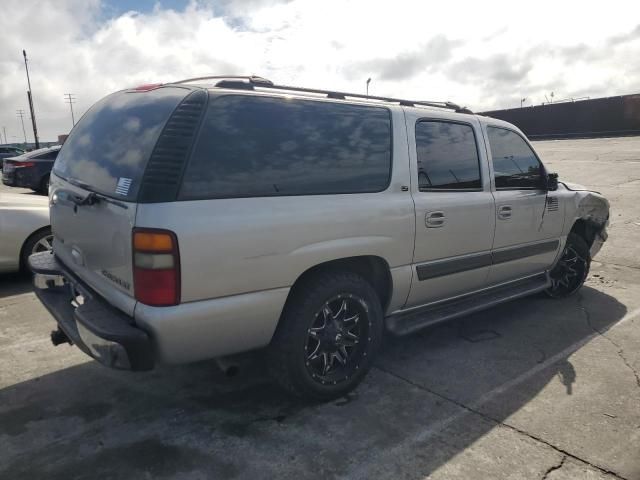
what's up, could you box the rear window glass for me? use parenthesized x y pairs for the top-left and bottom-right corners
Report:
(179, 95), (392, 199)
(53, 87), (187, 200)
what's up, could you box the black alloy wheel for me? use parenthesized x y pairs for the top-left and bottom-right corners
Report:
(304, 294), (370, 385)
(546, 233), (590, 298)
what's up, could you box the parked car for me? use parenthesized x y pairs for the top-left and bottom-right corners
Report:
(0, 146), (25, 167)
(0, 192), (51, 273)
(29, 77), (609, 400)
(2, 145), (61, 194)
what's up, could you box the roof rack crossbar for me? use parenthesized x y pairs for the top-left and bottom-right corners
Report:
(170, 75), (469, 113)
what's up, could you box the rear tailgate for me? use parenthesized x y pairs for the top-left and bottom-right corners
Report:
(50, 179), (138, 315)
(49, 86), (192, 316)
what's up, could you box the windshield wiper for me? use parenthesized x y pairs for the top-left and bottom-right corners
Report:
(59, 189), (128, 210)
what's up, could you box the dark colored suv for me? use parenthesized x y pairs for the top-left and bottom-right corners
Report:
(2, 146), (61, 193)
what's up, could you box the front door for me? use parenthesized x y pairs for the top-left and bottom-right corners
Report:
(484, 125), (564, 285)
(405, 115), (496, 308)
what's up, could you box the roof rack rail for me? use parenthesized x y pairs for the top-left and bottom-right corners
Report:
(170, 75), (471, 113)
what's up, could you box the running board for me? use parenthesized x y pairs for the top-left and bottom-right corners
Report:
(386, 274), (550, 336)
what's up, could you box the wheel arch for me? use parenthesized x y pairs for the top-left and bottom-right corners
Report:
(569, 218), (599, 249)
(284, 255), (393, 314)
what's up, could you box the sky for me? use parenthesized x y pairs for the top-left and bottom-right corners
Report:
(1, 0), (640, 142)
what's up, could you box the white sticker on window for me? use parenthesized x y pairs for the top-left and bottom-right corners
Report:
(115, 177), (132, 196)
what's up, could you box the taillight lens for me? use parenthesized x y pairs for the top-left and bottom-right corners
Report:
(132, 228), (180, 306)
(12, 161), (36, 168)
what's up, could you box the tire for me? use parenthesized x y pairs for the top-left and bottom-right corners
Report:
(268, 271), (384, 401)
(38, 175), (50, 195)
(545, 232), (590, 298)
(21, 227), (53, 271)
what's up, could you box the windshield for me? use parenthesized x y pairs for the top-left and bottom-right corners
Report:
(53, 86), (188, 201)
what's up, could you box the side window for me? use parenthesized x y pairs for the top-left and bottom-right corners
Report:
(415, 121), (482, 190)
(487, 127), (543, 189)
(179, 96), (392, 199)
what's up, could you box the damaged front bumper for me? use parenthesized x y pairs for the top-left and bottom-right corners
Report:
(29, 251), (154, 371)
(563, 182), (610, 259)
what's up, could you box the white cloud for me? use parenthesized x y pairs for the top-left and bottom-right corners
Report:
(1, 0), (640, 142)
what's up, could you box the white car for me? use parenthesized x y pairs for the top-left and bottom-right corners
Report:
(0, 192), (51, 273)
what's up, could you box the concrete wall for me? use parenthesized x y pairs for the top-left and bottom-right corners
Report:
(482, 93), (640, 139)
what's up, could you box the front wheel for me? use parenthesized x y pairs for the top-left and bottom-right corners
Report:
(545, 233), (590, 298)
(21, 227), (53, 271)
(268, 271), (384, 401)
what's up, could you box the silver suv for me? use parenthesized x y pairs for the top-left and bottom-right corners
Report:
(30, 76), (609, 400)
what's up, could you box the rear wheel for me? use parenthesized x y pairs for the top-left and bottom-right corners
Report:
(21, 228), (53, 271)
(269, 271), (383, 401)
(545, 233), (590, 298)
(38, 175), (50, 195)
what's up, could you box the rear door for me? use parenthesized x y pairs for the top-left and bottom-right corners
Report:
(49, 86), (190, 315)
(483, 125), (563, 285)
(405, 113), (496, 307)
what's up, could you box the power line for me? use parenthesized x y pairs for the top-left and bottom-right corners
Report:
(64, 93), (77, 127)
(16, 110), (27, 145)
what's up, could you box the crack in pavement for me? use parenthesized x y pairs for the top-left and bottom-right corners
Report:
(374, 363), (629, 480)
(541, 455), (566, 480)
(595, 261), (640, 272)
(577, 294), (640, 390)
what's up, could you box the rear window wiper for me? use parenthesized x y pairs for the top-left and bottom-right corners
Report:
(58, 189), (128, 210)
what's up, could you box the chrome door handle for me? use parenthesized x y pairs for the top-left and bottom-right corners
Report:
(497, 205), (512, 220)
(425, 211), (446, 228)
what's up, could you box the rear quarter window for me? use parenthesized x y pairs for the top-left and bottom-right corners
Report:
(53, 87), (188, 200)
(179, 95), (392, 199)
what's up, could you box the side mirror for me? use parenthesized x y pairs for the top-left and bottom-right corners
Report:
(545, 172), (559, 191)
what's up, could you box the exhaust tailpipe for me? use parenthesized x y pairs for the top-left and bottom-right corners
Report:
(215, 357), (240, 377)
(51, 328), (71, 346)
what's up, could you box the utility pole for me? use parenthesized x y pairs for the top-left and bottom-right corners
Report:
(64, 93), (77, 127)
(16, 110), (27, 146)
(366, 78), (371, 97)
(1, 126), (6, 145)
(22, 50), (40, 149)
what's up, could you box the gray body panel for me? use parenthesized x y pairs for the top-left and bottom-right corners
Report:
(44, 86), (609, 366)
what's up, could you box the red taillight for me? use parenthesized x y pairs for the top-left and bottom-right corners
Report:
(132, 228), (180, 306)
(14, 161), (36, 168)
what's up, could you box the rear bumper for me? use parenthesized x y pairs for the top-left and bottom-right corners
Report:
(29, 251), (154, 371)
(2, 168), (39, 188)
